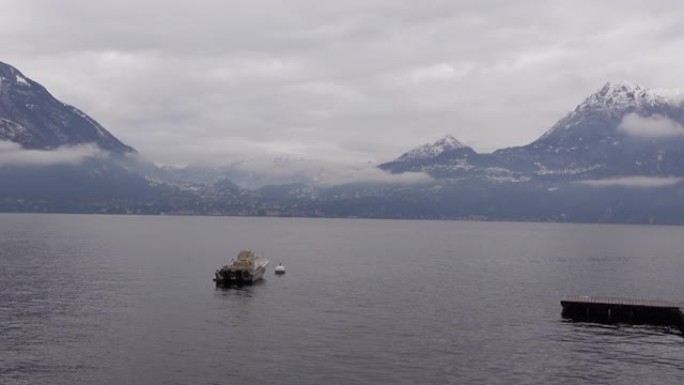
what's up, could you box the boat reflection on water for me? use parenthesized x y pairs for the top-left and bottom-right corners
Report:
(214, 279), (264, 297)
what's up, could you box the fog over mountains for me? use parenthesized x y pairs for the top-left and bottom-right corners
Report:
(1, 61), (683, 224)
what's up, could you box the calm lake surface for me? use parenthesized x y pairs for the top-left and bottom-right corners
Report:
(1, 214), (684, 384)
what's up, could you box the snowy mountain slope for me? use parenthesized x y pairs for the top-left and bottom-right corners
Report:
(395, 135), (468, 161)
(494, 81), (684, 177)
(0, 61), (135, 153)
(379, 135), (493, 177)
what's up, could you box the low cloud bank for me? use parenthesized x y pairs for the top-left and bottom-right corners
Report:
(578, 176), (682, 188)
(311, 166), (432, 186)
(618, 113), (684, 138)
(0, 141), (103, 166)
(225, 156), (433, 187)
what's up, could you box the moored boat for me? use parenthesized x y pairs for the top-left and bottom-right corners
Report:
(214, 250), (269, 286)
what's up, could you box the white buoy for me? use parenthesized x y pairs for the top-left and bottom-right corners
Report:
(274, 263), (286, 275)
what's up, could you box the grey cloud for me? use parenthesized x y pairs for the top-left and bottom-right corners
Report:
(3, 1), (684, 167)
(618, 113), (684, 138)
(225, 156), (433, 187)
(0, 141), (103, 166)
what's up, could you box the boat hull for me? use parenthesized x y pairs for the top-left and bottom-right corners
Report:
(214, 263), (268, 286)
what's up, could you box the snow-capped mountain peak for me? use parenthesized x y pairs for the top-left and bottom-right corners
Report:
(397, 135), (467, 161)
(578, 81), (684, 110)
(0, 61), (135, 153)
(0, 62), (32, 87)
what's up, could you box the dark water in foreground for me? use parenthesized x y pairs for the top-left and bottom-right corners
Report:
(1, 214), (684, 384)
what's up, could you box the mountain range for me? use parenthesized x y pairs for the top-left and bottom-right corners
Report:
(1, 60), (683, 224)
(381, 81), (684, 181)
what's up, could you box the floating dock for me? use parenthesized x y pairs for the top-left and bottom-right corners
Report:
(561, 295), (684, 332)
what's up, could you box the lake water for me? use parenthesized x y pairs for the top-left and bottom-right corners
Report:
(1, 214), (684, 384)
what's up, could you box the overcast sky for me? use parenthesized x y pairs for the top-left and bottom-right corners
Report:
(3, 0), (684, 166)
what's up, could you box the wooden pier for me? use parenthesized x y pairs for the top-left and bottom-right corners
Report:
(561, 295), (684, 332)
